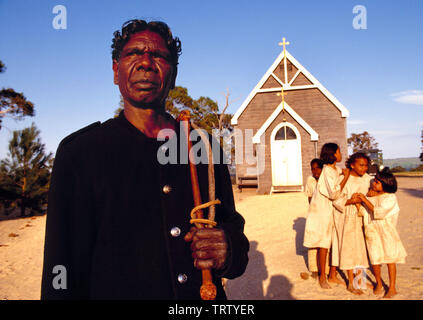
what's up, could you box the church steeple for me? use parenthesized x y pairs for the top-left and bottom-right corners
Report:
(278, 37), (290, 84)
(277, 37), (290, 120)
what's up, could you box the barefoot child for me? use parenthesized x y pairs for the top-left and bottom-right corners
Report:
(304, 158), (326, 279)
(304, 143), (350, 289)
(334, 153), (372, 295)
(355, 167), (407, 298)
(305, 158), (324, 204)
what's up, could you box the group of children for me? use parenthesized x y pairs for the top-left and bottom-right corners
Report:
(303, 143), (407, 298)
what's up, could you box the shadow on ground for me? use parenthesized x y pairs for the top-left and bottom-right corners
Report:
(292, 217), (308, 269)
(0, 208), (45, 222)
(400, 188), (423, 199)
(225, 240), (295, 300)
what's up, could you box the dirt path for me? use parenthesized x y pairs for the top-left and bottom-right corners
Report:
(0, 215), (45, 300)
(225, 177), (423, 300)
(0, 177), (422, 300)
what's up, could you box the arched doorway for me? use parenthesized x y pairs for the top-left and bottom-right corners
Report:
(271, 122), (303, 187)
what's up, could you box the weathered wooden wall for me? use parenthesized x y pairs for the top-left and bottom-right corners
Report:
(235, 87), (347, 194)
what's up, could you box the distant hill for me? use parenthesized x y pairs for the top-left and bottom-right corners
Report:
(383, 157), (422, 170)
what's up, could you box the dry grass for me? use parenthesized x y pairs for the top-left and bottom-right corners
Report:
(394, 171), (423, 177)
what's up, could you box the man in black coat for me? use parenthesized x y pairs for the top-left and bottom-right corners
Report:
(41, 19), (249, 299)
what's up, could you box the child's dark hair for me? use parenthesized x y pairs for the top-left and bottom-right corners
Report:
(345, 152), (371, 169)
(319, 143), (339, 164)
(375, 167), (397, 193)
(310, 158), (323, 169)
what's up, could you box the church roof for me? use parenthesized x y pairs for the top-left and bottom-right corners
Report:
(231, 49), (350, 126)
(252, 100), (319, 143)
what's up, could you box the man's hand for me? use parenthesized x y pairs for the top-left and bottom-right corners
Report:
(184, 227), (228, 270)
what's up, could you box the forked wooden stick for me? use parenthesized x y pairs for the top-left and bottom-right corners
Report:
(178, 110), (217, 300)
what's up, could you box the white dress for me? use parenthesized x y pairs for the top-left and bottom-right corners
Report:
(305, 176), (317, 199)
(304, 165), (343, 249)
(333, 174), (372, 270)
(360, 193), (407, 265)
(304, 175), (329, 273)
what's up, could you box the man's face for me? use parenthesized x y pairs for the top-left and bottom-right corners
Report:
(113, 30), (176, 109)
(311, 163), (322, 180)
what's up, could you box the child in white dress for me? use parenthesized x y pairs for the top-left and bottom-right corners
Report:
(304, 143), (350, 289)
(304, 158), (325, 279)
(333, 153), (372, 295)
(354, 168), (407, 298)
(305, 159), (323, 204)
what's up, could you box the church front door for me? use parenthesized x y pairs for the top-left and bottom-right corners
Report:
(271, 123), (303, 187)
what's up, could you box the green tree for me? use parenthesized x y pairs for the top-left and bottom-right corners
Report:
(166, 87), (235, 165)
(114, 86), (233, 133)
(0, 60), (5, 73)
(0, 124), (53, 216)
(411, 164), (423, 172)
(390, 166), (406, 173)
(0, 60), (35, 129)
(114, 95), (124, 118)
(347, 131), (379, 153)
(114, 87), (235, 164)
(166, 86), (232, 134)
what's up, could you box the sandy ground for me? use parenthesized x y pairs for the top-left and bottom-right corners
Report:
(0, 177), (422, 300)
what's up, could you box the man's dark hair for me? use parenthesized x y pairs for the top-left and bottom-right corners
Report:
(375, 167), (397, 193)
(345, 152), (370, 169)
(111, 19), (182, 66)
(319, 143), (339, 165)
(310, 158), (323, 169)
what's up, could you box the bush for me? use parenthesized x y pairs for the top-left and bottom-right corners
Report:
(0, 124), (53, 216)
(410, 164), (423, 172)
(390, 166), (406, 173)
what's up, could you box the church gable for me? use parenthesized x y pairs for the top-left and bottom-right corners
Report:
(291, 72), (313, 86)
(236, 92), (281, 132)
(232, 38), (349, 194)
(260, 75), (281, 89)
(252, 100), (319, 144)
(231, 43), (349, 126)
(272, 59), (298, 84)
